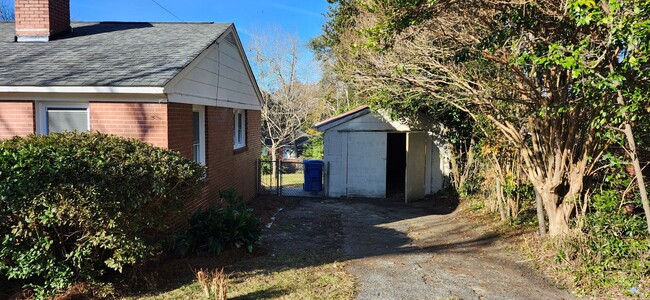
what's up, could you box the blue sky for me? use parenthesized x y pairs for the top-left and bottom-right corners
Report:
(68, 0), (330, 82)
(6, 0), (330, 82)
(67, 0), (330, 45)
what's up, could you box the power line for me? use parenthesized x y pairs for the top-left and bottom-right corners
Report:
(150, 0), (184, 22)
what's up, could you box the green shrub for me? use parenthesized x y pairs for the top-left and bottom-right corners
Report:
(0, 132), (205, 298)
(302, 135), (323, 159)
(261, 153), (273, 175)
(172, 189), (261, 256)
(220, 187), (245, 208)
(567, 190), (650, 296)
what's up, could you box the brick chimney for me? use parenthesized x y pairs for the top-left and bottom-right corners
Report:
(14, 0), (71, 42)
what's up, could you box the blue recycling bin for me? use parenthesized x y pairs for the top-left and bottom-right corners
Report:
(303, 160), (324, 192)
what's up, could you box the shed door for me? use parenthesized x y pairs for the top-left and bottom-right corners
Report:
(405, 132), (426, 203)
(346, 132), (387, 197)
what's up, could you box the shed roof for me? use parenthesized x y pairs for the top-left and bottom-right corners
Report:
(0, 22), (231, 87)
(314, 105), (370, 131)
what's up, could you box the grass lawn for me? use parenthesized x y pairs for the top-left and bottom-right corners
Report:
(126, 196), (354, 300)
(131, 255), (353, 300)
(128, 252), (354, 300)
(261, 173), (305, 189)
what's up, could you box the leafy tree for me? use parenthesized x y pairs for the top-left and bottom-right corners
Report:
(317, 0), (650, 235)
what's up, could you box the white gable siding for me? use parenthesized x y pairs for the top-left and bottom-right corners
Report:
(166, 41), (261, 110)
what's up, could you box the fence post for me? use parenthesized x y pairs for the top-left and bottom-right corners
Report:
(256, 159), (260, 196)
(275, 159), (282, 196)
(324, 161), (330, 199)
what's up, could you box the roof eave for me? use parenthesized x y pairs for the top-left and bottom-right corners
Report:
(315, 106), (371, 132)
(0, 86), (166, 94)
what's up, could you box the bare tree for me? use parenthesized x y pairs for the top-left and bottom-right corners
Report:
(249, 27), (322, 177)
(0, 0), (14, 21)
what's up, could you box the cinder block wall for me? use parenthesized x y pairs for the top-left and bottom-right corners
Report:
(0, 101), (34, 139)
(90, 102), (168, 148)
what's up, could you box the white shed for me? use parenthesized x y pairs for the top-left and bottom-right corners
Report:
(315, 105), (451, 202)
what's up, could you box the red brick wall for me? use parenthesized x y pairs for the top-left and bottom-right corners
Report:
(89, 102), (168, 148)
(48, 0), (71, 36)
(167, 106), (260, 223)
(201, 106), (232, 209)
(0, 99), (261, 225)
(206, 107), (260, 202)
(167, 103), (193, 159)
(234, 110), (261, 201)
(0, 101), (35, 139)
(15, 0), (71, 38)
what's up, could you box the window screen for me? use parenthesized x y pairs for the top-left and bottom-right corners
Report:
(47, 108), (89, 133)
(233, 109), (246, 149)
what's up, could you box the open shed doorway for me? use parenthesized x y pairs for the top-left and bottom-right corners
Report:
(386, 132), (406, 197)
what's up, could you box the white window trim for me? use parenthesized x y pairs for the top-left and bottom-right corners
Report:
(233, 109), (246, 149)
(193, 105), (206, 165)
(36, 102), (90, 134)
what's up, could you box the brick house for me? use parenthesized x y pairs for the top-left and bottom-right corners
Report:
(0, 0), (262, 212)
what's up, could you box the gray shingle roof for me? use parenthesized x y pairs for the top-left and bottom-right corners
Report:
(0, 22), (232, 87)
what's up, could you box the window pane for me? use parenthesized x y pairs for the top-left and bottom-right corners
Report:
(47, 108), (88, 133)
(237, 113), (244, 145)
(233, 112), (237, 145)
(193, 111), (201, 163)
(193, 111), (200, 144)
(193, 144), (200, 162)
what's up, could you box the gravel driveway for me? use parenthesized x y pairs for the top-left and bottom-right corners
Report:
(262, 196), (574, 300)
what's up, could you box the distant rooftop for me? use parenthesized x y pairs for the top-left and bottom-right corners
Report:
(0, 22), (232, 87)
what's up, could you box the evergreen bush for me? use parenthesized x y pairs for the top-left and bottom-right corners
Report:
(0, 132), (205, 297)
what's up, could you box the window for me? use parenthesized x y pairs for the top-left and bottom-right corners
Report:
(38, 103), (89, 134)
(193, 106), (206, 165)
(233, 109), (246, 149)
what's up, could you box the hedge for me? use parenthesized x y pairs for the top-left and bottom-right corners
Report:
(0, 132), (205, 297)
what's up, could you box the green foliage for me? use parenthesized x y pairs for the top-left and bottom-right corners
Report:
(562, 190), (650, 296)
(0, 132), (205, 298)
(171, 189), (261, 256)
(302, 135), (324, 159)
(260, 153), (273, 175)
(318, 0), (650, 294)
(552, 150), (650, 296)
(220, 187), (245, 208)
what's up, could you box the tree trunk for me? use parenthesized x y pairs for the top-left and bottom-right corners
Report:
(539, 189), (573, 235)
(623, 123), (650, 234)
(449, 146), (462, 190)
(535, 190), (546, 236)
(496, 179), (507, 221)
(270, 146), (278, 186)
(616, 91), (650, 234)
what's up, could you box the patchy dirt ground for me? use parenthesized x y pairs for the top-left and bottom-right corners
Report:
(264, 196), (575, 300)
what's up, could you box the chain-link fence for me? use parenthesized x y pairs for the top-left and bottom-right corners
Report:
(257, 160), (325, 197)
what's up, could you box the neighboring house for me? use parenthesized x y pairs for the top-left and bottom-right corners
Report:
(0, 0), (262, 213)
(263, 131), (311, 159)
(286, 134), (312, 159)
(315, 105), (451, 202)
